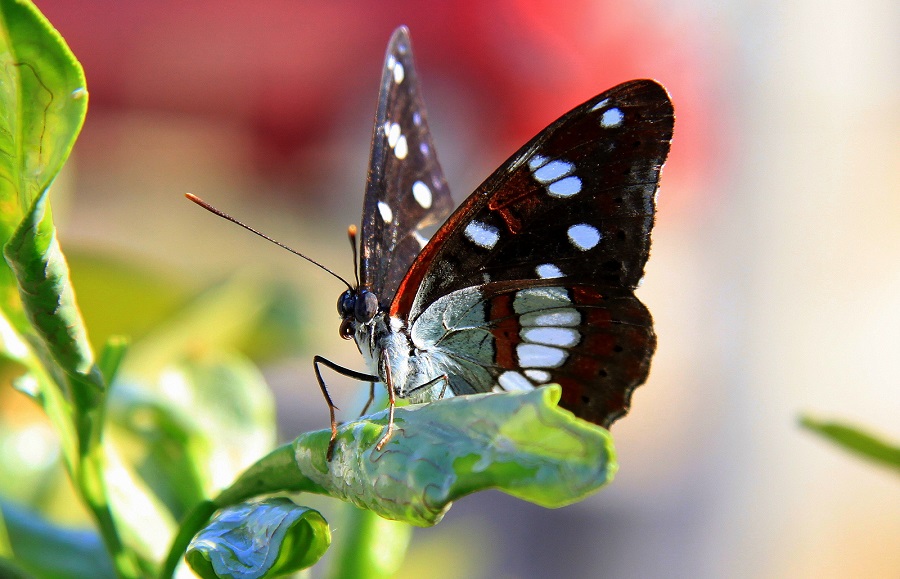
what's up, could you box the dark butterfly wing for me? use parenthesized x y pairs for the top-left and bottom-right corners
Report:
(394, 80), (673, 320)
(397, 79), (674, 427)
(409, 282), (655, 428)
(359, 26), (454, 306)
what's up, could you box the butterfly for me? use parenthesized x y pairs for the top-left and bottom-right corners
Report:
(188, 26), (673, 458)
(325, 26), (674, 454)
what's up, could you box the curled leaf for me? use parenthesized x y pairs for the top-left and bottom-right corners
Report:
(186, 498), (330, 579)
(0, 0), (88, 326)
(219, 386), (615, 526)
(4, 190), (103, 405)
(300, 385), (616, 525)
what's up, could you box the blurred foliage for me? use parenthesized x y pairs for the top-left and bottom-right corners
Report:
(67, 252), (308, 364)
(800, 416), (900, 474)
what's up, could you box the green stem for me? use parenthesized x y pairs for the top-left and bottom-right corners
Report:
(77, 403), (142, 579)
(324, 389), (412, 578)
(0, 505), (11, 558)
(326, 505), (412, 579)
(159, 500), (219, 579)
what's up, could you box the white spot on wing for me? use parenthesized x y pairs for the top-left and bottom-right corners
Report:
(387, 123), (401, 147)
(536, 263), (563, 279)
(392, 62), (405, 84)
(547, 176), (582, 197)
(412, 180), (432, 209)
(394, 135), (408, 159)
(522, 309), (581, 327)
(533, 160), (574, 183)
(378, 201), (393, 223)
(590, 98), (610, 111)
(601, 107), (624, 128)
(413, 111), (422, 126)
(524, 369), (551, 383)
(498, 371), (533, 391)
(516, 344), (566, 368)
(513, 287), (571, 313)
(464, 221), (499, 249)
(522, 327), (579, 347)
(528, 154), (549, 170)
(568, 223), (601, 250)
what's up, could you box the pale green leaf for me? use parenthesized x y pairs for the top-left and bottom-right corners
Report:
(186, 498), (330, 578)
(0, 0), (87, 329)
(4, 190), (103, 409)
(801, 416), (900, 473)
(108, 351), (276, 520)
(223, 386), (616, 526)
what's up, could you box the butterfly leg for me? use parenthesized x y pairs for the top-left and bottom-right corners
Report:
(313, 355), (379, 460)
(358, 381), (376, 417)
(375, 357), (396, 452)
(405, 374), (450, 401)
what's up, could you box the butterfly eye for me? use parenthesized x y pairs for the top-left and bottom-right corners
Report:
(337, 290), (355, 318)
(354, 290), (379, 323)
(339, 318), (355, 340)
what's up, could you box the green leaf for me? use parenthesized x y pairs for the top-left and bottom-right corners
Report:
(222, 386), (616, 525)
(4, 189), (103, 410)
(107, 351), (276, 528)
(186, 498), (330, 579)
(162, 387), (612, 577)
(1, 500), (115, 579)
(0, 0), (98, 409)
(161, 387), (615, 577)
(0, 557), (33, 579)
(800, 416), (900, 473)
(0, 0), (87, 471)
(0, 0), (88, 327)
(97, 335), (128, 386)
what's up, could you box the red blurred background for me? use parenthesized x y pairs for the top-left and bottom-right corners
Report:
(42, 0), (715, 207)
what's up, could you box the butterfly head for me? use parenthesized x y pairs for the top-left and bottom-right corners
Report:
(337, 287), (379, 339)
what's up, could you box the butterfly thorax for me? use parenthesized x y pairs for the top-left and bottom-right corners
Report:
(338, 287), (436, 401)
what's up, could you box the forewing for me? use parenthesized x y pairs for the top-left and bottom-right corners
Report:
(359, 26), (454, 305)
(392, 80), (674, 322)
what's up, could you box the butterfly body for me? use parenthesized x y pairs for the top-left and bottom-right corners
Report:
(326, 26), (674, 452)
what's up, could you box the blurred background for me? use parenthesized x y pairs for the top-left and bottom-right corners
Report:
(8, 0), (898, 576)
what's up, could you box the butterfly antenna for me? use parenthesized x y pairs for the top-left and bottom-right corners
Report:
(185, 193), (353, 291)
(347, 225), (360, 288)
